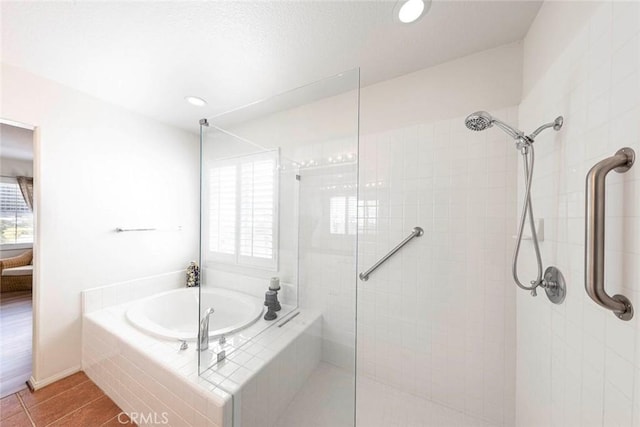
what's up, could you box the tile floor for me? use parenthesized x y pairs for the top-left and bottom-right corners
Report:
(1, 364), (499, 427)
(356, 374), (496, 427)
(0, 372), (134, 427)
(277, 363), (496, 427)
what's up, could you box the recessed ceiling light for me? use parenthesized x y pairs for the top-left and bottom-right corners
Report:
(185, 96), (207, 107)
(396, 0), (430, 24)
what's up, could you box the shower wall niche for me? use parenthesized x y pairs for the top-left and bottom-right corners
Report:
(198, 70), (360, 427)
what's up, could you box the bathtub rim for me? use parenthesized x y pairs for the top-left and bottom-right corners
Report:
(125, 287), (265, 342)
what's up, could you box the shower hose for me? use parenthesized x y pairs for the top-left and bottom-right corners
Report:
(512, 144), (543, 295)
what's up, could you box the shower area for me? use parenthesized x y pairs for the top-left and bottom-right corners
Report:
(197, 70), (520, 426)
(196, 2), (640, 426)
(197, 73), (520, 426)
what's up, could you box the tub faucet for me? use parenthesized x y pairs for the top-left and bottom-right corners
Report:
(197, 307), (214, 351)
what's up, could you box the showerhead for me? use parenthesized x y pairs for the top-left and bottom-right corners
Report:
(465, 110), (564, 144)
(465, 110), (524, 140)
(464, 111), (493, 131)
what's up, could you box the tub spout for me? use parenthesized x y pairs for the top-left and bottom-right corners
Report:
(197, 307), (215, 351)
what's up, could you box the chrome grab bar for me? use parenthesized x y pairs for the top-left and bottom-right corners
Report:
(115, 227), (156, 232)
(585, 148), (635, 321)
(359, 226), (423, 281)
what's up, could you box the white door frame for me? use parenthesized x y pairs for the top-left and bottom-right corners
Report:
(0, 117), (41, 389)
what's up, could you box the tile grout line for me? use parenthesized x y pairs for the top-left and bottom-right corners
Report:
(20, 378), (91, 411)
(41, 394), (106, 427)
(16, 392), (36, 427)
(100, 413), (123, 426)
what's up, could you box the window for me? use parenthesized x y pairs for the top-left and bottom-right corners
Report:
(0, 178), (33, 245)
(329, 196), (378, 235)
(358, 199), (379, 234)
(330, 196), (356, 235)
(206, 150), (278, 270)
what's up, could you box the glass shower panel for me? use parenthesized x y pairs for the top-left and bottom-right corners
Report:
(199, 69), (360, 427)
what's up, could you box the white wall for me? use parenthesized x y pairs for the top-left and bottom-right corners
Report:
(360, 41), (522, 135)
(517, 2), (640, 426)
(213, 41), (522, 140)
(522, 0), (600, 99)
(1, 63), (199, 385)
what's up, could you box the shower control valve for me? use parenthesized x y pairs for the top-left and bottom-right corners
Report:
(529, 280), (540, 297)
(541, 266), (566, 305)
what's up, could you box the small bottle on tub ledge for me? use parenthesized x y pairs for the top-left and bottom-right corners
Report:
(269, 277), (281, 311)
(186, 261), (200, 287)
(264, 276), (281, 320)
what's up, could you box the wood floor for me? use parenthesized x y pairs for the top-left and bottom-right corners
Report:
(0, 372), (134, 426)
(0, 291), (32, 398)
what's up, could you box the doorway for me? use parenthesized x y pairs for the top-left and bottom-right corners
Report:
(0, 122), (35, 398)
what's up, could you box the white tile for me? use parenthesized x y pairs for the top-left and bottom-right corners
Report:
(517, 3), (640, 426)
(612, 1), (640, 49)
(605, 349), (634, 399)
(612, 36), (639, 84)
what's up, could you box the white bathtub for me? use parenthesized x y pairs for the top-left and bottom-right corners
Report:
(126, 287), (264, 340)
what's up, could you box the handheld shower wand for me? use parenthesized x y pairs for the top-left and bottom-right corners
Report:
(465, 111), (566, 304)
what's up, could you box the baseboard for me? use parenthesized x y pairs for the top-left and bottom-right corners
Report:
(27, 365), (81, 391)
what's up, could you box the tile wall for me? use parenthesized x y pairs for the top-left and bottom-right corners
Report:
(298, 157), (358, 370)
(81, 270), (185, 314)
(357, 108), (519, 426)
(516, 2), (640, 426)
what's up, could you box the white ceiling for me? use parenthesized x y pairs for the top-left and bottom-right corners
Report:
(1, 1), (542, 132)
(0, 124), (34, 161)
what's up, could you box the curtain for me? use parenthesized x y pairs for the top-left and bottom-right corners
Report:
(17, 176), (33, 211)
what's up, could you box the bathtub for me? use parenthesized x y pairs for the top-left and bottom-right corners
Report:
(126, 287), (264, 340)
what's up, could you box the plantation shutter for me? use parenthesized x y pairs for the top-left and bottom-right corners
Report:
(207, 150), (278, 269)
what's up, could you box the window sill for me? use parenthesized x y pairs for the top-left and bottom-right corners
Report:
(0, 243), (33, 251)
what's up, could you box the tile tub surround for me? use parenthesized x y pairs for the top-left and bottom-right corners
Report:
(356, 108), (519, 426)
(82, 293), (322, 427)
(222, 315), (322, 427)
(82, 270), (187, 314)
(516, 2), (640, 426)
